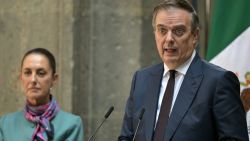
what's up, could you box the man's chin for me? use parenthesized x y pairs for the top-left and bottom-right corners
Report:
(163, 58), (177, 64)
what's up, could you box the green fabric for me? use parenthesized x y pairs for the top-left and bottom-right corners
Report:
(0, 110), (84, 141)
(206, 0), (250, 60)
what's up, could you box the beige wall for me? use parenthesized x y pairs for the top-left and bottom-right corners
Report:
(0, 0), (75, 114)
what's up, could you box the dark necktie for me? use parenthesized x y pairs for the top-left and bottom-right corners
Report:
(153, 70), (176, 141)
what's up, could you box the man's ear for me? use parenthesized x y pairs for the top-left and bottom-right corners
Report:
(193, 27), (200, 45)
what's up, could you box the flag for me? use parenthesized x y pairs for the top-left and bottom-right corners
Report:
(206, 0), (250, 135)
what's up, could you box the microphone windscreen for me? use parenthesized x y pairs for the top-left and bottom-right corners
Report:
(104, 106), (114, 118)
(139, 108), (145, 120)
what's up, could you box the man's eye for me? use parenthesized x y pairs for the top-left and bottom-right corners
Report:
(158, 28), (167, 35)
(173, 28), (185, 36)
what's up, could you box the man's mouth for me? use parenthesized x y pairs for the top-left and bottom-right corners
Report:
(164, 48), (177, 53)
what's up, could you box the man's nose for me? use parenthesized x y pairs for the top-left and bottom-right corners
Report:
(165, 31), (174, 42)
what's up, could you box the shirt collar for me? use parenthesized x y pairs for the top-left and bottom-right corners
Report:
(163, 50), (196, 77)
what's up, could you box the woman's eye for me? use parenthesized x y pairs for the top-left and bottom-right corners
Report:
(37, 71), (46, 76)
(23, 71), (31, 76)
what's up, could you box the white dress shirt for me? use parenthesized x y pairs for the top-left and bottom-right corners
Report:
(155, 51), (196, 126)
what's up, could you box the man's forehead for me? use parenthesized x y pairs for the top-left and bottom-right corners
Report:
(155, 9), (192, 27)
(156, 8), (192, 19)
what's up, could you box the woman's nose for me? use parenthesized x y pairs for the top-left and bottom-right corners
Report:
(30, 74), (37, 83)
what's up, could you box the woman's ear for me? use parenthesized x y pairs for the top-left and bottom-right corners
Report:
(52, 73), (59, 86)
(19, 72), (22, 81)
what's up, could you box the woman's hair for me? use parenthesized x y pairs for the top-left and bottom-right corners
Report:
(21, 48), (56, 74)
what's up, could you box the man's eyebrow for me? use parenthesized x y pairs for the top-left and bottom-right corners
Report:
(156, 24), (166, 28)
(172, 25), (186, 29)
(156, 24), (186, 29)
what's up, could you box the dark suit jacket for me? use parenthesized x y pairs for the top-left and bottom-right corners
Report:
(118, 53), (249, 141)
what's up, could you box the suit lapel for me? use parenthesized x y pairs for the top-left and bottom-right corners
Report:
(144, 63), (163, 141)
(165, 54), (204, 141)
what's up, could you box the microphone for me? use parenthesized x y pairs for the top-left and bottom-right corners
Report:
(88, 106), (114, 141)
(132, 108), (145, 141)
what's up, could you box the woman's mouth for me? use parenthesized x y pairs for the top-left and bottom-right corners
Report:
(29, 87), (40, 92)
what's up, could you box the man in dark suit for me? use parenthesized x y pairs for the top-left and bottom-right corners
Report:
(118, 0), (249, 141)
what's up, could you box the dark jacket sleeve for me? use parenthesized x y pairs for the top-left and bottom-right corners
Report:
(213, 71), (248, 141)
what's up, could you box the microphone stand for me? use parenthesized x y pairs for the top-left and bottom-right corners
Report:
(88, 118), (107, 141)
(132, 108), (145, 141)
(88, 106), (114, 141)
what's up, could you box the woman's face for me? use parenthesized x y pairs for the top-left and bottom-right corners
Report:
(20, 53), (58, 106)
